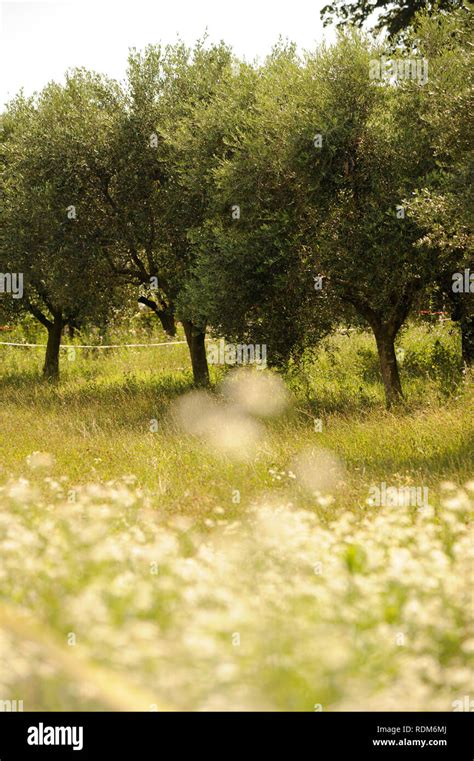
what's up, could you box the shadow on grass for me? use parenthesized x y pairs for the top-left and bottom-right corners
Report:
(0, 369), (196, 412)
(0, 369), (45, 391)
(348, 432), (474, 482)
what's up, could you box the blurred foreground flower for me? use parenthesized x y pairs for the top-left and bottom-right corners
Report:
(0, 479), (471, 711)
(173, 371), (289, 460)
(173, 390), (262, 460)
(292, 447), (345, 494)
(26, 452), (55, 470)
(221, 369), (289, 418)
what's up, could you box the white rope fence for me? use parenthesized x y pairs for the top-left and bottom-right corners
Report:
(0, 318), (450, 350)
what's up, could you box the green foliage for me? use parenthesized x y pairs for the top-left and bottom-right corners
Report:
(0, 7), (471, 388)
(0, 72), (124, 331)
(0, 3), (471, 711)
(321, 0), (464, 37)
(181, 43), (339, 363)
(400, 322), (463, 392)
(403, 8), (474, 305)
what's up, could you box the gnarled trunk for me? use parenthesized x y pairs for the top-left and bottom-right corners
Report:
(43, 315), (63, 382)
(347, 288), (415, 409)
(373, 323), (403, 409)
(157, 308), (177, 338)
(182, 320), (209, 387)
(138, 297), (177, 337)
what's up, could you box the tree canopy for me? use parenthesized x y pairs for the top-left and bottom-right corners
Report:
(0, 7), (471, 400)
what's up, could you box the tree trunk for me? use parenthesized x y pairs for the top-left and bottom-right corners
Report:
(182, 320), (210, 387)
(446, 289), (474, 367)
(373, 323), (403, 409)
(460, 314), (474, 366)
(137, 297), (177, 337)
(157, 308), (177, 338)
(43, 315), (63, 381)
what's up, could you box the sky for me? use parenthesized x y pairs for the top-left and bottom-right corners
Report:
(0, 0), (338, 108)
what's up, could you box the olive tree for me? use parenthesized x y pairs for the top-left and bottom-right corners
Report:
(81, 40), (235, 385)
(0, 74), (123, 380)
(185, 35), (437, 406)
(181, 45), (338, 369)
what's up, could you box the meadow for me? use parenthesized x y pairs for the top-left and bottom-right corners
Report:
(0, 319), (472, 711)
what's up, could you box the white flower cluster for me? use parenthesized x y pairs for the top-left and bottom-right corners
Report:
(0, 478), (472, 711)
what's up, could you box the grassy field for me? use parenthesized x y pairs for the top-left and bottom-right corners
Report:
(0, 320), (472, 710)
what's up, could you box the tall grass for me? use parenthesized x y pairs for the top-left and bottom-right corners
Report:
(0, 320), (472, 710)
